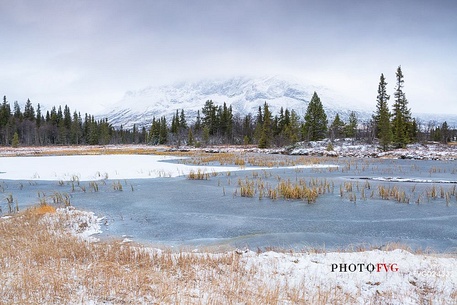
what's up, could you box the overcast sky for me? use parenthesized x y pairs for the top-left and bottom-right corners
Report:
(1, 0), (456, 115)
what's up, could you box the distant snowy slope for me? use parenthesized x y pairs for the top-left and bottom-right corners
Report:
(98, 76), (367, 129)
(97, 76), (457, 129)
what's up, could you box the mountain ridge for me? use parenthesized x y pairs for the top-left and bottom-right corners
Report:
(97, 76), (457, 129)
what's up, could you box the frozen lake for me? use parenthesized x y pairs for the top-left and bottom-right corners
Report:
(1, 155), (457, 252)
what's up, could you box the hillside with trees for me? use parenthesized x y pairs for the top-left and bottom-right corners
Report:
(1, 68), (456, 149)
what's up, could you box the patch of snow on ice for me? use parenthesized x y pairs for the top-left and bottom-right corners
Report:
(0, 154), (337, 181)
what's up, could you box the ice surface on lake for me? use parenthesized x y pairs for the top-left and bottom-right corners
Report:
(1, 155), (456, 252)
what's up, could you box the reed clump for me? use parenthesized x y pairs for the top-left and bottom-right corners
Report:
(112, 181), (123, 191)
(377, 185), (409, 203)
(234, 176), (332, 203)
(4, 194), (19, 214)
(187, 169), (210, 180)
(51, 192), (72, 206)
(276, 179), (319, 203)
(238, 178), (256, 197)
(89, 181), (99, 192)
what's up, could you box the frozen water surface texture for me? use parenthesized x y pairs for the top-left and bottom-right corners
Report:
(1, 154), (456, 252)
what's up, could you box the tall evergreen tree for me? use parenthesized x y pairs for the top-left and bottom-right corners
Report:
(0, 96), (11, 144)
(373, 73), (392, 151)
(242, 113), (254, 144)
(258, 103), (272, 148)
(149, 117), (160, 145)
(0, 96), (11, 127)
(70, 111), (82, 144)
(253, 106), (263, 143)
(194, 110), (201, 132)
(441, 121), (449, 144)
(330, 113), (345, 140)
(187, 128), (194, 146)
(287, 110), (300, 143)
(35, 103), (43, 144)
(303, 92), (328, 141)
(179, 109), (187, 130)
(99, 118), (111, 145)
(391, 66), (412, 147)
(344, 111), (358, 138)
(171, 110), (179, 134)
(13, 101), (22, 121)
(202, 100), (217, 135)
(159, 116), (168, 144)
(24, 99), (35, 121)
(219, 102), (232, 138)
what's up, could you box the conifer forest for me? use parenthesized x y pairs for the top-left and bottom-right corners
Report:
(1, 67), (455, 149)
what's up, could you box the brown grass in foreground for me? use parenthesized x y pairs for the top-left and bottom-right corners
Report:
(0, 208), (365, 305)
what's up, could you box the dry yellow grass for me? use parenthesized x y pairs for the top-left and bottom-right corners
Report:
(187, 169), (210, 180)
(0, 206), (361, 305)
(31, 204), (57, 215)
(234, 177), (330, 202)
(0, 145), (167, 157)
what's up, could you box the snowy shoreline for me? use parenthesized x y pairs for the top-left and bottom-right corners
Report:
(3, 205), (456, 304)
(38, 207), (457, 304)
(1, 141), (457, 161)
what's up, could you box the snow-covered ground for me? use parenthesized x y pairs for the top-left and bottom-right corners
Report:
(288, 139), (457, 160)
(37, 207), (457, 304)
(167, 140), (457, 160)
(41, 206), (103, 242)
(242, 248), (457, 305)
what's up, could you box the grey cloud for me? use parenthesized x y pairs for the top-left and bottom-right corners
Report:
(0, 0), (456, 115)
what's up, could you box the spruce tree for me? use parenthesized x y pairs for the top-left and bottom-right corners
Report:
(303, 92), (328, 141)
(159, 116), (168, 144)
(24, 99), (35, 121)
(202, 100), (217, 135)
(288, 110), (300, 143)
(149, 117), (160, 145)
(187, 128), (194, 146)
(70, 111), (82, 144)
(13, 101), (22, 121)
(242, 114), (254, 144)
(253, 106), (263, 143)
(391, 66), (412, 147)
(194, 110), (201, 132)
(36, 104), (42, 127)
(171, 110), (179, 134)
(0, 96), (11, 128)
(99, 118), (111, 145)
(330, 113), (345, 140)
(179, 109), (187, 130)
(258, 103), (272, 148)
(344, 111), (358, 138)
(202, 125), (210, 145)
(63, 105), (72, 129)
(373, 73), (392, 151)
(441, 121), (449, 144)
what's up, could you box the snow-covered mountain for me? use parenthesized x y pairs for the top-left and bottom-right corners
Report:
(97, 76), (365, 129)
(98, 76), (457, 129)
